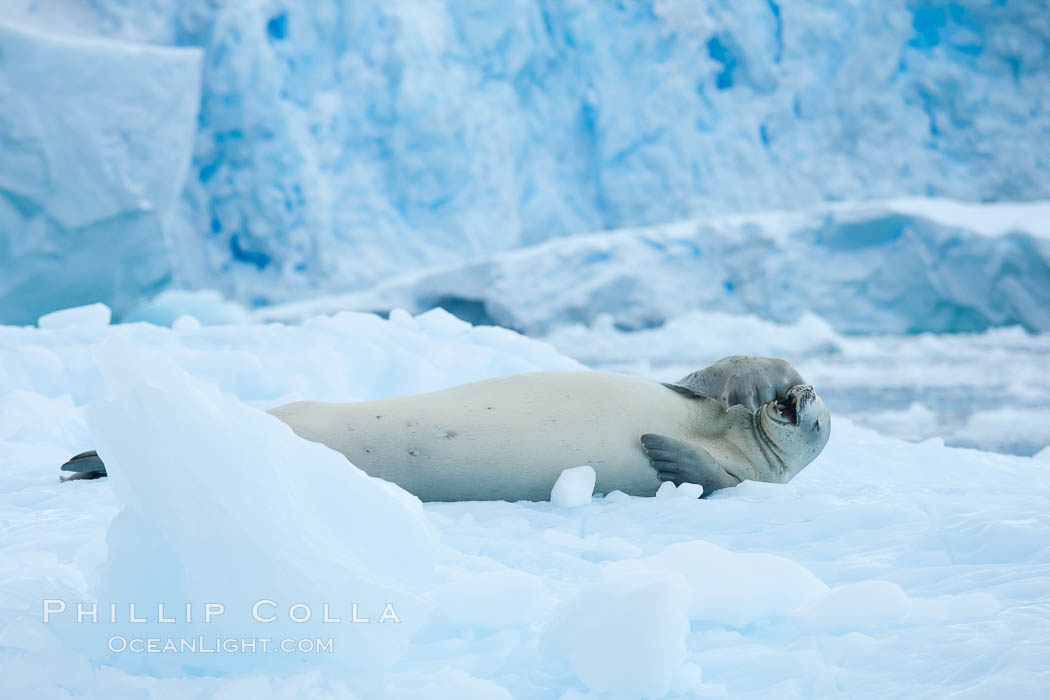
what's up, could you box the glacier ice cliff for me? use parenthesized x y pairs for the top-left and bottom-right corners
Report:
(0, 22), (202, 326)
(259, 200), (1050, 335)
(4, 1), (1049, 316)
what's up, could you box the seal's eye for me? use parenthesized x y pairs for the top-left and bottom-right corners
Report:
(814, 419), (821, 431)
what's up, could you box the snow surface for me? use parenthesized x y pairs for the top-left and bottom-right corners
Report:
(5, 2), (1050, 309)
(2, 307), (1049, 698)
(258, 199), (1050, 335)
(0, 21), (202, 325)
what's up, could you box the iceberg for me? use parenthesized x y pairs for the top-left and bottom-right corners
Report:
(69, 339), (437, 674)
(0, 22), (202, 326)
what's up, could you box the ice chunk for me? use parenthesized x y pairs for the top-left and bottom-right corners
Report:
(655, 481), (677, 498)
(37, 303), (111, 330)
(124, 290), (250, 327)
(171, 315), (202, 332)
(606, 540), (829, 627)
(675, 483), (704, 499)
(656, 481), (704, 499)
(0, 22), (202, 325)
(74, 339), (438, 674)
(794, 581), (913, 633)
(550, 466), (596, 508)
(544, 571), (690, 698)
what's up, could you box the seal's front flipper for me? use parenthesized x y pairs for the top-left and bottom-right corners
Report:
(60, 450), (107, 482)
(640, 433), (742, 496)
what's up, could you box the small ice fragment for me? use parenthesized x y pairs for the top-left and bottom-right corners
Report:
(37, 303), (111, 329)
(172, 315), (202, 332)
(656, 481), (703, 499)
(125, 290), (249, 326)
(388, 308), (413, 325)
(551, 465), (596, 507)
(675, 482), (704, 499)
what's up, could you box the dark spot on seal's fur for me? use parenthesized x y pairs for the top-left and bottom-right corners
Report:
(408, 449), (419, 457)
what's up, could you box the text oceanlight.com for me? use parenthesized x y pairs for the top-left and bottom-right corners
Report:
(107, 636), (335, 654)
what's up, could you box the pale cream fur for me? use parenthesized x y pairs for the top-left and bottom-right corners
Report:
(269, 371), (781, 502)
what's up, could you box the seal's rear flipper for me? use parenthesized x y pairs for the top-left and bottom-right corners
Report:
(640, 433), (742, 496)
(60, 450), (107, 482)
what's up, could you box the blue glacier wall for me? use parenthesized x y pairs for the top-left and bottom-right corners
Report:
(4, 0), (1050, 314)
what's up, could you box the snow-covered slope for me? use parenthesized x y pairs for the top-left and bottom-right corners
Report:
(259, 199), (1050, 335)
(5, 1), (1050, 307)
(1, 309), (1048, 697)
(0, 22), (202, 326)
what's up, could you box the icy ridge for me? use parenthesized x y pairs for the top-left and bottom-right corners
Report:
(258, 200), (1050, 335)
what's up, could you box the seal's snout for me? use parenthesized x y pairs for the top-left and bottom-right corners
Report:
(775, 385), (815, 425)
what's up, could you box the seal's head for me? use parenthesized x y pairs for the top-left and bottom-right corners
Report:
(757, 384), (830, 480)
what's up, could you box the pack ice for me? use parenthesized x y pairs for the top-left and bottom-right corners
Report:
(0, 307), (1048, 698)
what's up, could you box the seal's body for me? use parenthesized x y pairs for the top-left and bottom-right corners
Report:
(61, 355), (830, 501)
(272, 371), (690, 501)
(269, 361), (830, 502)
